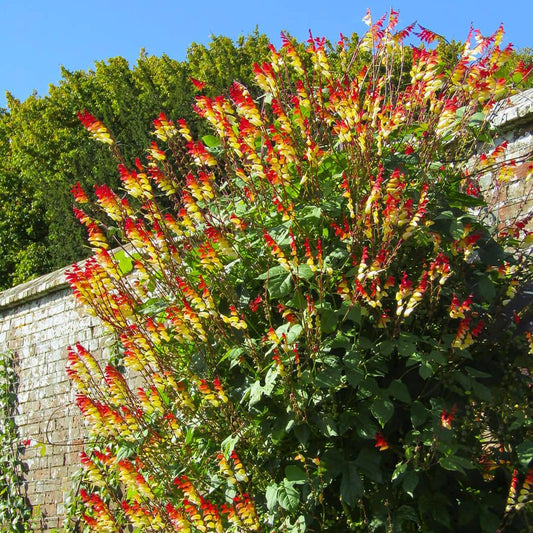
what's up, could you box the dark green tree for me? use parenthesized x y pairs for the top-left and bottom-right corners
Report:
(0, 32), (271, 289)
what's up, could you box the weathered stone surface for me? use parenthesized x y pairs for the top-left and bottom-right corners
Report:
(0, 268), (110, 531)
(490, 88), (533, 129)
(486, 88), (533, 230)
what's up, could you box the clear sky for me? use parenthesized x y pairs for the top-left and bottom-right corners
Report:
(1, 0), (532, 109)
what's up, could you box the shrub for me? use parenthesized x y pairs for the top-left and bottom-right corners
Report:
(66, 10), (532, 532)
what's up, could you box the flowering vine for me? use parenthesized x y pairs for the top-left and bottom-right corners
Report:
(66, 10), (532, 532)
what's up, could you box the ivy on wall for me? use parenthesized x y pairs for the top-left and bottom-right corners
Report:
(0, 350), (32, 532)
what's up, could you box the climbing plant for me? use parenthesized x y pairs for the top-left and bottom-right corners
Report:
(0, 351), (32, 532)
(66, 10), (532, 532)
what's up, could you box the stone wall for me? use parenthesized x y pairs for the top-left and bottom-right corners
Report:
(0, 89), (531, 532)
(485, 88), (533, 228)
(0, 267), (109, 531)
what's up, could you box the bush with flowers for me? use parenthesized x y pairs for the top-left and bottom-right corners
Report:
(65, 10), (533, 532)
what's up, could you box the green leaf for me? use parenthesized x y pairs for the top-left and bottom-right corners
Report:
(220, 347), (245, 366)
(316, 366), (342, 388)
(343, 350), (361, 371)
(428, 350), (448, 365)
(477, 239), (505, 266)
(371, 398), (395, 427)
(358, 336), (374, 351)
(343, 361), (363, 386)
(398, 335), (417, 357)
(114, 249), (134, 275)
(266, 484), (278, 511)
(340, 462), (363, 506)
(465, 366), (491, 378)
(392, 462), (407, 482)
(468, 111), (485, 126)
(402, 471), (418, 497)
(221, 433), (239, 456)
(449, 217), (464, 240)
(248, 380), (263, 406)
(419, 360), (434, 379)
(315, 414), (338, 437)
(359, 376), (379, 396)
(285, 323), (303, 344)
(331, 332), (351, 349)
(439, 455), (474, 474)
(477, 274), (496, 302)
(264, 365), (278, 395)
(379, 340), (395, 356)
(138, 297), (167, 316)
(278, 479), (300, 511)
(184, 428), (195, 446)
(283, 515), (307, 532)
(512, 72), (525, 84)
(516, 441), (533, 468)
(509, 412), (529, 431)
(471, 380), (492, 401)
(299, 205), (322, 223)
(299, 105), (311, 118)
(202, 134), (221, 147)
(321, 449), (345, 480)
(411, 402), (428, 427)
(356, 448), (383, 483)
(393, 505), (419, 529)
(268, 273), (293, 298)
(296, 264), (315, 280)
(320, 308), (338, 334)
(338, 411), (357, 435)
(257, 265), (289, 280)
(446, 190), (486, 208)
(116, 443), (135, 461)
(388, 380), (411, 403)
(479, 508), (501, 533)
(286, 419), (307, 444)
(285, 465), (307, 483)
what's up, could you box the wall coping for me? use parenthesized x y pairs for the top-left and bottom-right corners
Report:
(0, 265), (71, 311)
(490, 88), (533, 130)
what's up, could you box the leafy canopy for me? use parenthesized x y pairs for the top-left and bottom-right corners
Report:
(0, 31), (270, 290)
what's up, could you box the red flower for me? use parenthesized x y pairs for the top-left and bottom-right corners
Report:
(71, 182), (89, 203)
(82, 515), (98, 527)
(375, 431), (389, 451)
(441, 404), (457, 429)
(189, 77), (206, 90)
(471, 320), (485, 337)
(416, 25), (439, 43)
(249, 295), (262, 312)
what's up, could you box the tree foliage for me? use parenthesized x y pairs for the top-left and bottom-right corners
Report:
(0, 32), (270, 290)
(65, 11), (533, 532)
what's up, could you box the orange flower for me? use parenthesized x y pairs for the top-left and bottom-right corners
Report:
(77, 110), (114, 145)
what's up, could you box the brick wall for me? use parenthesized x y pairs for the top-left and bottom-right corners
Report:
(0, 267), (109, 531)
(483, 88), (533, 229)
(0, 89), (531, 532)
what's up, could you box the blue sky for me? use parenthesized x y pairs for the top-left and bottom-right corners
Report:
(1, 0), (532, 109)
